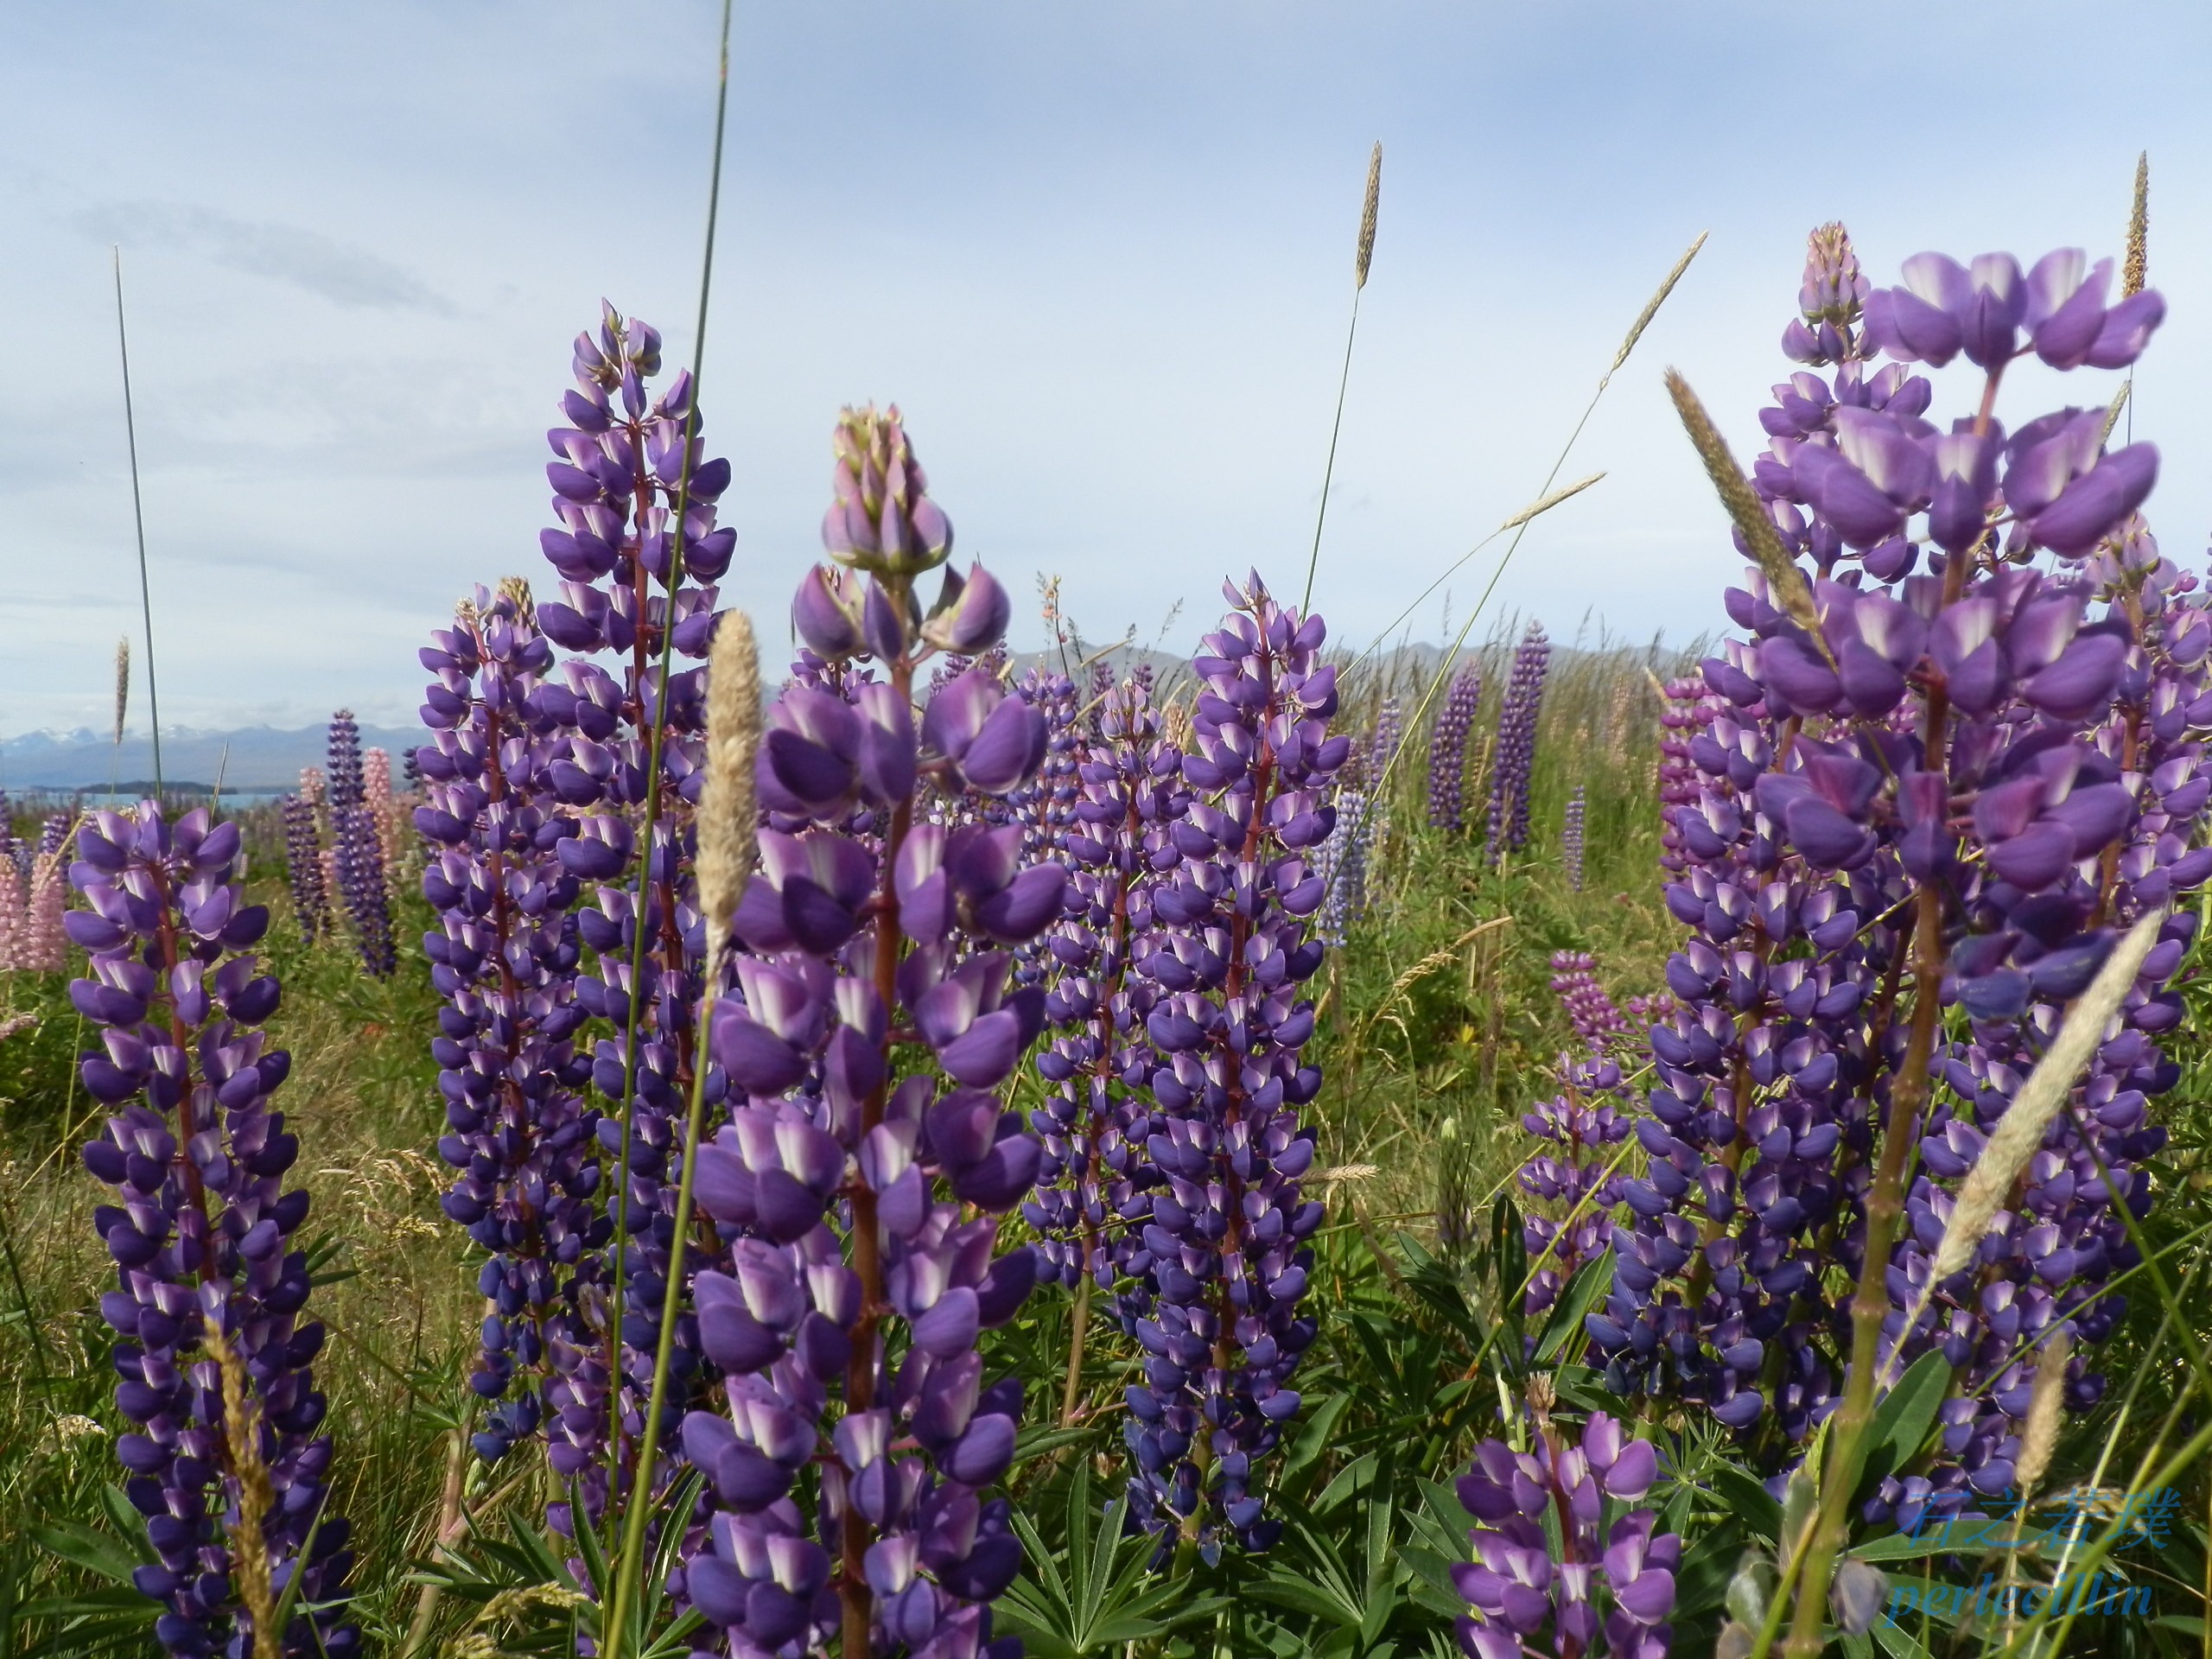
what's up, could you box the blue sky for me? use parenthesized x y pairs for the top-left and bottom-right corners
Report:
(4, 2), (2209, 734)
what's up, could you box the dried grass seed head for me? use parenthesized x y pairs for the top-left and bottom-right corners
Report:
(696, 607), (762, 976)
(1357, 141), (1382, 289)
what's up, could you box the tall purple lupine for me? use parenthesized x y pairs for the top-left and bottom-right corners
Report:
(68, 804), (356, 1658)
(414, 584), (606, 1465)
(1519, 1055), (1630, 1319)
(1317, 696), (1401, 945)
(1485, 622), (1549, 864)
(673, 404), (1056, 1657)
(1028, 676), (1185, 1418)
(524, 304), (735, 1522)
(1427, 665), (1480, 830)
(1879, 509), (2212, 1527)
(1452, 1410), (1677, 1659)
(327, 711), (395, 976)
(279, 795), (329, 943)
(1591, 226), (2204, 1568)
(1122, 572), (1344, 1556)
(1314, 785), (1373, 948)
(1028, 676), (1182, 1281)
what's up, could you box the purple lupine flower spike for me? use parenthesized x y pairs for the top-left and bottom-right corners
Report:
(678, 404), (1054, 1657)
(71, 802), (357, 1657)
(1029, 676), (1185, 1300)
(1656, 676), (1720, 874)
(1121, 570), (1344, 1558)
(1563, 784), (1586, 891)
(1317, 696), (1400, 944)
(1590, 227), (2209, 1542)
(1315, 785), (1374, 948)
(279, 794), (329, 943)
(1548, 951), (1628, 1054)
(1485, 622), (1549, 864)
(327, 710), (396, 976)
(1519, 959), (1635, 1316)
(1452, 1408), (1677, 1659)
(528, 305), (735, 1529)
(1427, 666), (1480, 830)
(415, 585), (607, 1465)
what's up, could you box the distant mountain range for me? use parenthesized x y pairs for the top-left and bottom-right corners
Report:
(0, 634), (1661, 799)
(0, 725), (423, 795)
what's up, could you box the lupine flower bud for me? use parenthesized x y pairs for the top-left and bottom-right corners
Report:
(822, 404), (953, 576)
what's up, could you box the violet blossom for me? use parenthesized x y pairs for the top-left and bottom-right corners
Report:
(415, 583), (607, 1466)
(524, 303), (735, 1526)
(326, 711), (395, 977)
(674, 404), (1055, 1657)
(278, 795), (329, 944)
(1485, 622), (1549, 864)
(70, 803), (356, 1657)
(1121, 572), (1343, 1556)
(1588, 224), (2204, 1540)
(1427, 666), (1480, 830)
(1452, 1411), (1677, 1659)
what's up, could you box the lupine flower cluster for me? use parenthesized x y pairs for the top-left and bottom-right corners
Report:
(0, 808), (72, 972)
(1655, 676), (1721, 875)
(361, 746), (418, 906)
(413, 582), (606, 1465)
(1485, 622), (1549, 864)
(1563, 784), (1586, 891)
(68, 804), (355, 1657)
(1548, 950), (1631, 1056)
(1118, 573), (1341, 1556)
(1452, 1408), (1677, 1659)
(1028, 677), (1185, 1299)
(278, 795), (330, 944)
(524, 303), (735, 1522)
(326, 712), (396, 976)
(1317, 696), (1401, 945)
(1589, 226), (2205, 1525)
(676, 403), (1053, 1657)
(1520, 957), (1635, 1316)
(1006, 667), (1082, 990)
(1427, 665), (1481, 830)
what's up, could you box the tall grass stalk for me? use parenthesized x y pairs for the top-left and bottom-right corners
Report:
(1301, 140), (1381, 612)
(597, 4), (736, 1643)
(111, 248), (163, 798)
(601, 607), (757, 1659)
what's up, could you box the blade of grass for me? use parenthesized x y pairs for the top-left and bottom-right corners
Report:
(598, 3), (735, 1649)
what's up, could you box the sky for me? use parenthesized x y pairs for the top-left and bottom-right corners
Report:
(3, 2), (2210, 736)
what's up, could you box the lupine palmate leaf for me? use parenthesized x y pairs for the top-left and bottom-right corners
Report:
(995, 1476), (1227, 1656)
